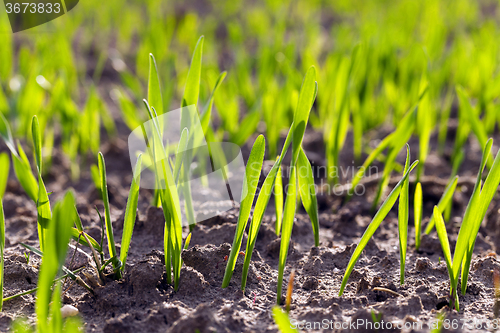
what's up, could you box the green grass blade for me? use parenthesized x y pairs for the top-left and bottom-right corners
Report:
(70, 228), (102, 253)
(222, 135), (266, 288)
(32, 116), (51, 252)
(119, 154), (142, 271)
(371, 108), (417, 209)
(462, 142), (500, 294)
(241, 158), (282, 290)
(339, 160), (418, 296)
(182, 36), (204, 108)
(0, 113), (16, 155)
(348, 103), (417, 200)
(398, 145), (411, 284)
(0, 150), (6, 311)
(451, 139), (492, 291)
(272, 306), (299, 333)
(275, 157), (284, 235)
(0, 200), (4, 311)
(241, 131), (293, 291)
(148, 54), (163, 116)
(347, 133), (393, 198)
(31, 116), (43, 175)
(36, 191), (75, 333)
(297, 148), (319, 247)
(277, 165), (297, 304)
(11, 143), (38, 203)
(98, 152), (121, 279)
(433, 206), (455, 308)
(424, 176), (459, 234)
(291, 66), (317, 165)
(143, 100), (183, 290)
(200, 71), (226, 134)
(414, 182), (423, 250)
(174, 129), (189, 184)
(49, 282), (63, 333)
(433, 207), (453, 277)
(0, 153), (9, 199)
(456, 86), (490, 167)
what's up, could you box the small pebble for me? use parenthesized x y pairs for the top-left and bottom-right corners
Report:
(61, 305), (79, 318)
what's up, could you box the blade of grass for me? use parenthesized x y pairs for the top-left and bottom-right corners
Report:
(181, 36), (204, 108)
(0, 113), (38, 202)
(398, 145), (411, 284)
(291, 66), (317, 165)
(119, 154), (142, 271)
(451, 139), (492, 296)
(36, 191), (75, 333)
(222, 135), (266, 288)
(297, 148), (319, 247)
(414, 182), (423, 250)
(433, 206), (455, 306)
(424, 176), (459, 234)
(98, 152), (121, 279)
(339, 159), (418, 296)
(0, 153), (8, 198)
(143, 101), (184, 290)
(32, 116), (51, 252)
(272, 306), (299, 333)
(275, 157), (284, 235)
(148, 54), (163, 116)
(0, 152), (6, 311)
(461, 140), (500, 294)
(277, 165), (297, 304)
(241, 130), (293, 291)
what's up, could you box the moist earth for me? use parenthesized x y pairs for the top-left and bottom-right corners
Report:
(1, 126), (500, 333)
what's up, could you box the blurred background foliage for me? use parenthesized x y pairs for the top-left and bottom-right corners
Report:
(0, 0), (499, 181)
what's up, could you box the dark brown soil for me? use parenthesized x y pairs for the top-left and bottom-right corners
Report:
(1, 124), (500, 333)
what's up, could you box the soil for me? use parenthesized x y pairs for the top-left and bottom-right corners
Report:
(1, 119), (500, 333)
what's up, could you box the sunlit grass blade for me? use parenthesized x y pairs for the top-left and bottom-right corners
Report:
(371, 107), (417, 210)
(182, 35), (204, 108)
(346, 106), (416, 200)
(0, 202), (4, 312)
(0, 153), (8, 198)
(241, 130), (292, 291)
(98, 152), (121, 279)
(119, 154), (142, 271)
(0, 152), (7, 311)
(451, 139), (492, 296)
(222, 135), (265, 288)
(291, 66), (317, 165)
(200, 71), (226, 134)
(339, 159), (418, 296)
(297, 148), (319, 247)
(398, 145), (411, 284)
(414, 182), (422, 250)
(275, 157), (284, 235)
(272, 306), (299, 333)
(180, 36), (204, 228)
(173, 129), (188, 184)
(70, 228), (102, 253)
(36, 191), (75, 333)
(148, 54), (163, 116)
(456, 86), (490, 167)
(143, 101), (184, 290)
(0, 114), (38, 203)
(277, 165), (297, 304)
(0, 112), (16, 154)
(433, 206), (456, 308)
(424, 176), (459, 234)
(461, 140), (500, 294)
(32, 116), (51, 252)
